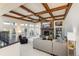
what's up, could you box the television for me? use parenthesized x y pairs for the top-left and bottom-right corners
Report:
(44, 31), (49, 36)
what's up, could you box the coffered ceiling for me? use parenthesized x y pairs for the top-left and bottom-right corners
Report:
(2, 3), (72, 23)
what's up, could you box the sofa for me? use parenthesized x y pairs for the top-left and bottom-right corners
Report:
(53, 40), (67, 56)
(33, 38), (67, 56)
(33, 38), (53, 54)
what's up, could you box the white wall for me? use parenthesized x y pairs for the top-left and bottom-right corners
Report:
(63, 3), (79, 56)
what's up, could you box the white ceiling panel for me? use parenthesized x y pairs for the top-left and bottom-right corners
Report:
(40, 13), (51, 18)
(13, 7), (32, 16)
(7, 13), (22, 17)
(24, 3), (45, 13)
(52, 9), (66, 16)
(29, 15), (39, 19)
(47, 3), (67, 9)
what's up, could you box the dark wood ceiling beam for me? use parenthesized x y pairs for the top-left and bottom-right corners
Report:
(2, 4), (69, 23)
(20, 5), (44, 20)
(36, 18), (64, 23)
(50, 4), (68, 13)
(54, 14), (65, 17)
(43, 14), (65, 19)
(10, 11), (37, 20)
(55, 18), (64, 20)
(36, 4), (68, 16)
(35, 14), (65, 22)
(10, 11), (26, 17)
(35, 18), (64, 23)
(64, 3), (72, 19)
(3, 14), (34, 23)
(42, 3), (55, 20)
(16, 5), (68, 18)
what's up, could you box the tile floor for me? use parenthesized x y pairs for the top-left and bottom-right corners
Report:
(20, 42), (51, 56)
